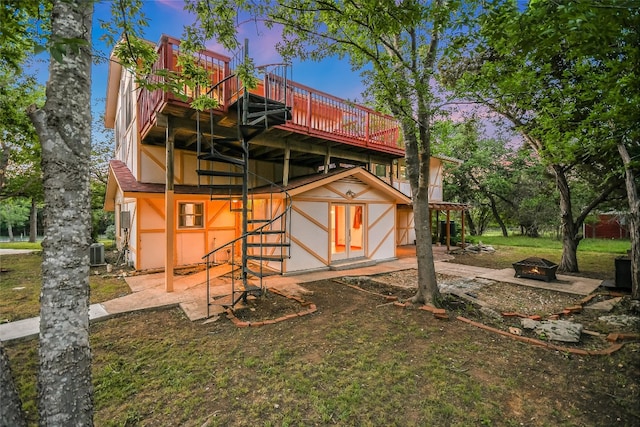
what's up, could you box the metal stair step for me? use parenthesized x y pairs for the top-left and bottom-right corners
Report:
(211, 140), (245, 154)
(246, 242), (291, 248)
(246, 254), (286, 262)
(196, 169), (244, 178)
(202, 184), (244, 193)
(244, 267), (281, 278)
(248, 219), (270, 224)
(198, 152), (245, 166)
(248, 230), (285, 235)
(246, 108), (290, 118)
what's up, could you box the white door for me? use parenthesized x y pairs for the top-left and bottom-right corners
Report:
(331, 203), (365, 261)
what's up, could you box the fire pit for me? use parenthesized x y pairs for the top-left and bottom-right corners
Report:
(512, 257), (558, 282)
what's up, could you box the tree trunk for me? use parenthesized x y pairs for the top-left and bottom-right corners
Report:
(27, 1), (95, 424)
(0, 143), (9, 191)
(465, 211), (477, 236)
(29, 197), (37, 243)
(7, 222), (14, 242)
(487, 194), (508, 237)
(552, 164), (580, 272)
(401, 119), (440, 306)
(0, 342), (27, 426)
(618, 143), (640, 300)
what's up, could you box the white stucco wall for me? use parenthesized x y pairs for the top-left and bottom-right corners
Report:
(285, 174), (399, 273)
(396, 206), (416, 246)
(286, 200), (329, 272)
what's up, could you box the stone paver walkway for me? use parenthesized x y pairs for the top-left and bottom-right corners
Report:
(0, 248), (603, 342)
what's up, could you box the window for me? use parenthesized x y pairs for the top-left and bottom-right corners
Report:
(374, 163), (387, 178)
(398, 164), (407, 180)
(178, 203), (204, 228)
(123, 78), (133, 130)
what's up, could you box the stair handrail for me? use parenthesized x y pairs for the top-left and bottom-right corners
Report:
(201, 174), (292, 261)
(203, 171), (292, 317)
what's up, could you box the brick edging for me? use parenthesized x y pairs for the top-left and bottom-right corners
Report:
(456, 316), (626, 356)
(225, 288), (317, 328)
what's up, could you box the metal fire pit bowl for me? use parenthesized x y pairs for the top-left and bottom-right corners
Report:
(512, 257), (558, 282)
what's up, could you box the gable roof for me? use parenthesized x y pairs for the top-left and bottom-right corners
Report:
(276, 167), (412, 203)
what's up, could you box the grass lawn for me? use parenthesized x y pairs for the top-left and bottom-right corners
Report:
(0, 249), (131, 322)
(458, 236), (631, 280)
(6, 285), (639, 426)
(3, 237), (638, 425)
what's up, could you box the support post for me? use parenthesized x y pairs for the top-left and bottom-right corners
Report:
(283, 142), (290, 186)
(164, 115), (176, 292)
(461, 208), (465, 247)
(429, 207), (432, 246)
(446, 209), (451, 252)
(323, 146), (331, 174)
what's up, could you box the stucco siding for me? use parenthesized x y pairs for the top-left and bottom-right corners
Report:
(286, 201), (329, 272)
(368, 203), (395, 260)
(140, 146), (166, 183)
(396, 206), (415, 245)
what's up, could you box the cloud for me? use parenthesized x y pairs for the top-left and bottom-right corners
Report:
(155, 0), (185, 11)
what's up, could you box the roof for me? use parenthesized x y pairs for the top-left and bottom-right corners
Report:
(105, 162), (412, 210)
(432, 154), (463, 165)
(104, 160), (213, 210)
(274, 167), (412, 204)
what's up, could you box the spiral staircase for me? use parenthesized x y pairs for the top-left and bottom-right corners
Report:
(196, 49), (292, 316)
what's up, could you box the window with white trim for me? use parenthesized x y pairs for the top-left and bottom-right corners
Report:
(178, 203), (204, 228)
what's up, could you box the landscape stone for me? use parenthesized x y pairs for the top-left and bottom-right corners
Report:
(584, 297), (622, 313)
(534, 320), (583, 343)
(521, 318), (539, 330)
(598, 315), (640, 328)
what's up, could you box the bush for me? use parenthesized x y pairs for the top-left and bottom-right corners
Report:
(105, 224), (116, 240)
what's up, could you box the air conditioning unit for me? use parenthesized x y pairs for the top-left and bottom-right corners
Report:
(90, 243), (105, 266)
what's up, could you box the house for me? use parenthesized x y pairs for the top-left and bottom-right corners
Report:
(104, 35), (466, 302)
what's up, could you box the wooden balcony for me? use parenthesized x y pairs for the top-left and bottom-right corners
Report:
(137, 36), (405, 160)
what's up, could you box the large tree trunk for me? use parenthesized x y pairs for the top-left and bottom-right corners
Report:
(552, 164), (581, 272)
(618, 143), (639, 300)
(7, 222), (14, 242)
(487, 193), (508, 237)
(29, 197), (37, 243)
(402, 119), (440, 306)
(0, 143), (9, 191)
(28, 0), (94, 424)
(465, 211), (478, 235)
(0, 342), (27, 426)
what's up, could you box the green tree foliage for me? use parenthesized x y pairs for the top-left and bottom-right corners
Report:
(440, 0), (633, 272)
(0, 71), (43, 198)
(90, 114), (115, 240)
(0, 38), (45, 245)
(433, 119), (559, 237)
(255, 0), (480, 305)
(0, 197), (30, 241)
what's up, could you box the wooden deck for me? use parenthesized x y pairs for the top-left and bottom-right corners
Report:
(137, 35), (405, 158)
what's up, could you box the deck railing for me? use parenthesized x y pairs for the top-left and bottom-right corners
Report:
(137, 35), (404, 155)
